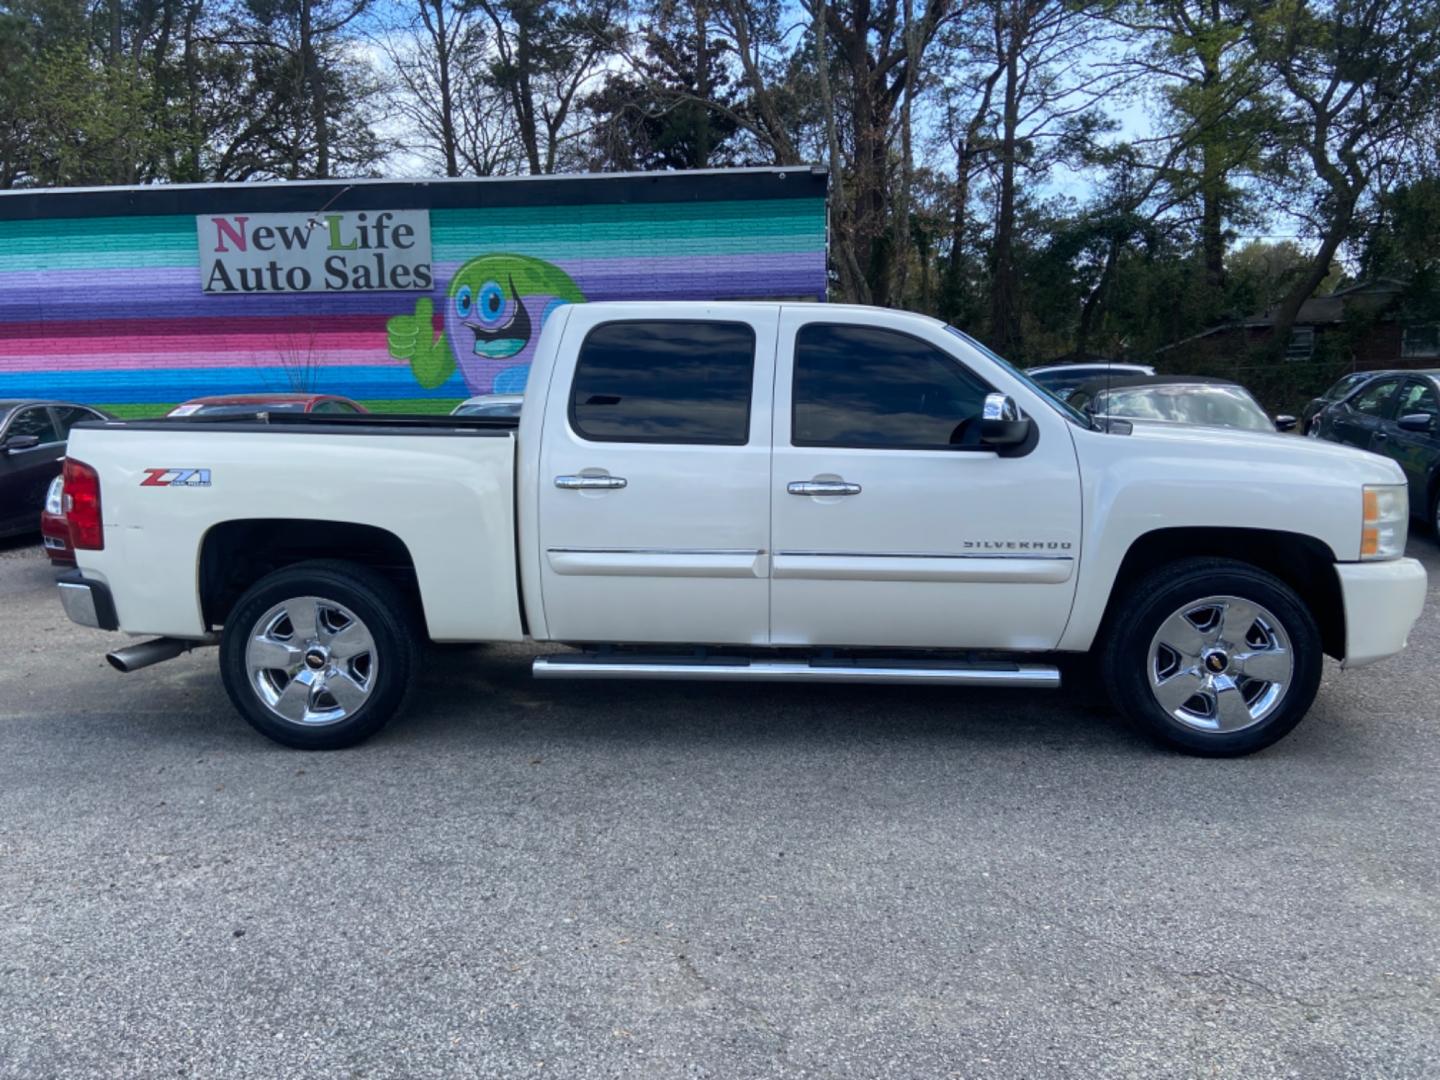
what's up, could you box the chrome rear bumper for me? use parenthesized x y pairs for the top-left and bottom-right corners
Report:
(57, 572), (119, 632)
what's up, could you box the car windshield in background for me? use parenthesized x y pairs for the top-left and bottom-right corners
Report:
(187, 403), (311, 417)
(1094, 384), (1274, 431)
(454, 402), (522, 417)
(943, 326), (1090, 426)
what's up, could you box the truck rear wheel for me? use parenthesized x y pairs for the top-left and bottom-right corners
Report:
(219, 560), (420, 750)
(1101, 558), (1323, 756)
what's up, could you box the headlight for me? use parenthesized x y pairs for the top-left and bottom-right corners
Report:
(44, 476), (65, 516)
(1361, 484), (1408, 560)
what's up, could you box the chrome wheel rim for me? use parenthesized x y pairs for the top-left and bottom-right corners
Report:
(1147, 594), (1293, 733)
(245, 596), (377, 726)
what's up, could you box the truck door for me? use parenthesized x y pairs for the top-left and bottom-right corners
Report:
(768, 309), (1082, 650)
(1376, 377), (1440, 516)
(536, 306), (777, 644)
(0, 406), (66, 534)
(1329, 376), (1400, 449)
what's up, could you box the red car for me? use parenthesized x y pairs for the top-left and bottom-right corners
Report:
(166, 393), (369, 418)
(40, 475), (73, 566)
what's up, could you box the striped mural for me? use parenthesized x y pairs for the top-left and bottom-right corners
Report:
(0, 170), (828, 416)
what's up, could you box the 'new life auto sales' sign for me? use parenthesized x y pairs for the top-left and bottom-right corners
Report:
(198, 210), (433, 293)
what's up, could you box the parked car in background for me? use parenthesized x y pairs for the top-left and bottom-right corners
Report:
(1302, 371), (1391, 436)
(1313, 370), (1440, 533)
(40, 476), (73, 566)
(167, 394), (368, 418)
(1067, 376), (1296, 433)
(452, 394), (524, 418)
(1025, 362), (1156, 400)
(0, 400), (111, 538)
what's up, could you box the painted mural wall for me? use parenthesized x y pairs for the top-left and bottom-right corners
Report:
(0, 169), (828, 415)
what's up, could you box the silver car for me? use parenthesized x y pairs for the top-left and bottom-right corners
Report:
(451, 394), (524, 419)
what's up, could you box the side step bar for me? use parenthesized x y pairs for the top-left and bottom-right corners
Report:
(532, 655), (1060, 688)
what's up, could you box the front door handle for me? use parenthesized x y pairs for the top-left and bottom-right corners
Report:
(788, 480), (862, 496)
(555, 474), (627, 490)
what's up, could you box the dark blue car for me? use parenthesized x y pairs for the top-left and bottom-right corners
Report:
(1314, 371), (1440, 533)
(0, 401), (114, 538)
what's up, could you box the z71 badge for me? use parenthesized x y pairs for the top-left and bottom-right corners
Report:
(140, 468), (212, 487)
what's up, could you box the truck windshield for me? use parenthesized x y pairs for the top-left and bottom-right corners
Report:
(942, 326), (1091, 427)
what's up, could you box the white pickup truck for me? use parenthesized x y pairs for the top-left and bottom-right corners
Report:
(56, 302), (1427, 755)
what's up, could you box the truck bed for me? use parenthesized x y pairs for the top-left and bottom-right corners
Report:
(65, 415), (524, 642)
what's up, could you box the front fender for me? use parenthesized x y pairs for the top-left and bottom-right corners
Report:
(1057, 424), (1386, 652)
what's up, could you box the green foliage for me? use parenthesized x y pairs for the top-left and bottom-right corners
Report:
(582, 14), (745, 170)
(0, 0), (387, 186)
(2, 0), (1437, 403)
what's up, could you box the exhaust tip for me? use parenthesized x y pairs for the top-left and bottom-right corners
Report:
(103, 636), (211, 674)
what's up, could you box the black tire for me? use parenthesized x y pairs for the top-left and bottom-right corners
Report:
(1100, 557), (1323, 757)
(219, 560), (421, 750)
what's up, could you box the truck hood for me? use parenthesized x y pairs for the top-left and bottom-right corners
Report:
(1109, 419), (1407, 486)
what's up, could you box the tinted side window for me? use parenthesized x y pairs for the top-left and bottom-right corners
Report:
(53, 406), (99, 434)
(571, 321), (755, 444)
(792, 324), (991, 449)
(1397, 379), (1439, 418)
(1328, 373), (1366, 399)
(8, 407), (62, 444)
(1352, 378), (1400, 417)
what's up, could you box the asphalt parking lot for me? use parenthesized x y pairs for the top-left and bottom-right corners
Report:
(1, 537), (1437, 1079)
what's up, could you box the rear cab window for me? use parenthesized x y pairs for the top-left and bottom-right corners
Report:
(569, 320), (756, 445)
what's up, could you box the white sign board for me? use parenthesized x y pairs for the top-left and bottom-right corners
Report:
(198, 210), (433, 293)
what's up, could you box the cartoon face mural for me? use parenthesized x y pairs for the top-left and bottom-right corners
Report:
(386, 253), (586, 395)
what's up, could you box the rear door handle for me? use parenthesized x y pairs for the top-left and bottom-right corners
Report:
(555, 474), (627, 490)
(788, 480), (862, 496)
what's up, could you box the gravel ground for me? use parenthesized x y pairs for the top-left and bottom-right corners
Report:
(0, 534), (1437, 1079)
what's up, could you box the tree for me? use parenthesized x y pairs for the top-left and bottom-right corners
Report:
(1100, 0), (1275, 298)
(226, 0), (386, 178)
(1248, 0), (1440, 351)
(804, 0), (962, 306)
(584, 0), (744, 170)
(970, 1), (1110, 356)
(374, 0), (518, 176)
(474, 0), (627, 175)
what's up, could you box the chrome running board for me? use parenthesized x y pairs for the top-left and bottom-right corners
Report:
(532, 654), (1060, 688)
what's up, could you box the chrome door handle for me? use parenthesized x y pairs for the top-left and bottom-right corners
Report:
(787, 480), (861, 496)
(555, 474), (627, 490)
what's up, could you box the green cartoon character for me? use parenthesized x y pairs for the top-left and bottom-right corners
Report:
(387, 253), (586, 394)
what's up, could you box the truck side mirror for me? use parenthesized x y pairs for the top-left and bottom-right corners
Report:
(2, 433), (41, 453)
(1274, 414), (1298, 432)
(1398, 412), (1435, 433)
(980, 393), (1032, 449)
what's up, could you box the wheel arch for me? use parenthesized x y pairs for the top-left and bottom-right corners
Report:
(198, 519), (426, 634)
(1094, 527), (1345, 661)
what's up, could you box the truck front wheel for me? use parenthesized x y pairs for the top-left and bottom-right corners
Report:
(219, 561), (421, 750)
(1101, 558), (1323, 756)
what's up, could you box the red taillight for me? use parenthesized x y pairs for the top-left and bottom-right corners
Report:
(63, 457), (103, 550)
